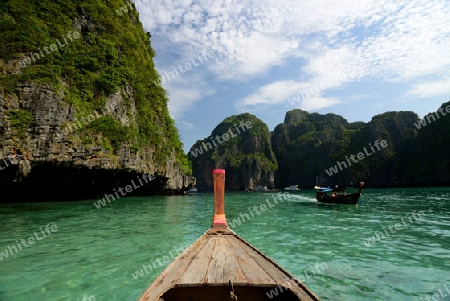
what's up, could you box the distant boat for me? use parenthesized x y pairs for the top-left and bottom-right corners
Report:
(184, 187), (198, 194)
(252, 185), (270, 192)
(284, 185), (300, 191)
(188, 187), (198, 192)
(139, 169), (321, 301)
(314, 182), (364, 205)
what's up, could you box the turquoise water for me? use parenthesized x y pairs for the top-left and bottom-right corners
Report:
(0, 188), (449, 300)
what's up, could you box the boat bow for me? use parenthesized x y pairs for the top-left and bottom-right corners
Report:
(139, 169), (321, 301)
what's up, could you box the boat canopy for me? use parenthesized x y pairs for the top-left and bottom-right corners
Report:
(315, 187), (333, 192)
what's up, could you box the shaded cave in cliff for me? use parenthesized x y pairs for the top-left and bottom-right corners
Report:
(0, 161), (184, 202)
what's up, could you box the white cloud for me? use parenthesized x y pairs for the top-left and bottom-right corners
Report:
(236, 79), (340, 112)
(233, 0), (450, 109)
(137, 0), (450, 79)
(165, 74), (215, 119)
(135, 0), (450, 116)
(407, 79), (450, 98)
(237, 80), (305, 107)
(301, 97), (340, 111)
(177, 121), (199, 131)
(167, 86), (202, 120)
(218, 32), (300, 79)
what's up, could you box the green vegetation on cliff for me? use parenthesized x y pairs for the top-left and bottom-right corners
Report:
(413, 101), (450, 183)
(218, 113), (277, 171)
(189, 113), (277, 190)
(272, 109), (421, 187)
(272, 106), (450, 187)
(191, 102), (450, 189)
(6, 109), (32, 139)
(0, 0), (190, 173)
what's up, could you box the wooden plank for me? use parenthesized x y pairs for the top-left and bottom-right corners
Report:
(140, 233), (320, 301)
(222, 236), (247, 283)
(234, 235), (292, 284)
(177, 236), (216, 285)
(226, 235), (276, 285)
(138, 235), (209, 301)
(233, 235), (319, 300)
(205, 237), (227, 284)
(204, 236), (247, 284)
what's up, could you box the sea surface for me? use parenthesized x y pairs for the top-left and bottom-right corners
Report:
(0, 187), (449, 301)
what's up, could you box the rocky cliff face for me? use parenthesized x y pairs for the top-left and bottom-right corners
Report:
(188, 113), (277, 190)
(272, 106), (449, 188)
(411, 101), (450, 185)
(355, 111), (418, 186)
(190, 102), (450, 190)
(0, 1), (192, 201)
(272, 110), (360, 188)
(0, 83), (193, 201)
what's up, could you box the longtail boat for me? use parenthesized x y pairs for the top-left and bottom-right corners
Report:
(139, 169), (321, 301)
(314, 182), (364, 205)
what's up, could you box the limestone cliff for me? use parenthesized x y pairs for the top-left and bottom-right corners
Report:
(188, 113), (277, 190)
(272, 109), (362, 187)
(190, 103), (450, 190)
(271, 107), (448, 188)
(0, 0), (192, 201)
(411, 101), (450, 185)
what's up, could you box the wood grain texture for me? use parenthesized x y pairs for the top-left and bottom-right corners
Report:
(139, 231), (321, 301)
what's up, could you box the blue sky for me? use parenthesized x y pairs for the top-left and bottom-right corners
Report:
(133, 0), (450, 153)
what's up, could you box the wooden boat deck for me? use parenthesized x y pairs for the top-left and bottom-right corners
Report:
(139, 230), (319, 301)
(139, 169), (321, 301)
